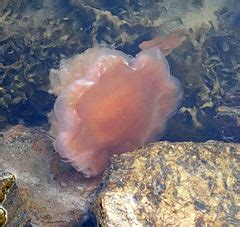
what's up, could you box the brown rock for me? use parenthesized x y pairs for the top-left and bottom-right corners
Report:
(0, 170), (15, 226)
(95, 141), (240, 226)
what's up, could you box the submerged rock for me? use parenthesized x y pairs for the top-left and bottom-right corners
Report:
(0, 170), (15, 226)
(1, 126), (240, 225)
(0, 125), (100, 226)
(215, 106), (240, 142)
(95, 141), (240, 226)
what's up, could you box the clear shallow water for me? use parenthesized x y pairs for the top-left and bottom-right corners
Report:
(0, 0), (239, 142)
(0, 1), (240, 226)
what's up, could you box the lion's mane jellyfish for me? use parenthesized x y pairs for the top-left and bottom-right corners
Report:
(49, 32), (184, 177)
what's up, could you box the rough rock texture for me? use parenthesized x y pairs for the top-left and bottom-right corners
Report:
(95, 141), (240, 226)
(0, 170), (15, 226)
(0, 125), (100, 226)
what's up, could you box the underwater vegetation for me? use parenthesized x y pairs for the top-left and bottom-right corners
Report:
(164, 7), (240, 142)
(0, 0), (95, 128)
(0, 0), (239, 144)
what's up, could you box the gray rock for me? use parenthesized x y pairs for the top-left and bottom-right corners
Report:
(0, 125), (100, 226)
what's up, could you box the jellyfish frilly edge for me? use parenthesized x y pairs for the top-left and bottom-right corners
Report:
(48, 30), (186, 178)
